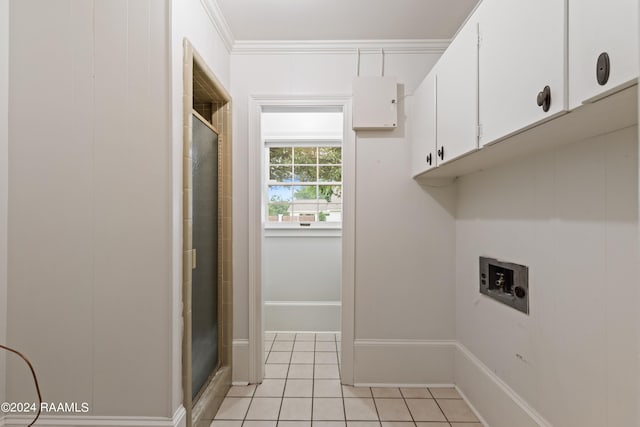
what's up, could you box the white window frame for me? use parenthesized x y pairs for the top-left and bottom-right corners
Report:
(264, 139), (343, 230)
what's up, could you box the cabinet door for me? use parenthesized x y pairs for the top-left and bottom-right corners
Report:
(436, 11), (479, 165)
(410, 71), (437, 177)
(479, 0), (567, 146)
(569, 0), (638, 108)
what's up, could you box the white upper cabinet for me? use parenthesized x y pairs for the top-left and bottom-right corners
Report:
(410, 70), (437, 177)
(436, 9), (480, 164)
(478, 0), (567, 146)
(568, 0), (638, 108)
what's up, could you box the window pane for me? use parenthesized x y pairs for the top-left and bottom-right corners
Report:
(319, 147), (341, 164)
(294, 165), (317, 182)
(266, 143), (342, 226)
(319, 166), (341, 182)
(321, 203), (342, 222)
(318, 185), (341, 203)
(291, 204), (318, 223)
(293, 185), (317, 200)
(294, 147), (317, 164)
(268, 185), (292, 202)
(269, 147), (292, 164)
(269, 165), (292, 182)
(268, 202), (291, 220)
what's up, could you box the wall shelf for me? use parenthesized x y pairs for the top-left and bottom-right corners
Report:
(415, 83), (638, 182)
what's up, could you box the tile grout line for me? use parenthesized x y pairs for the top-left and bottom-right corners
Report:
(399, 388), (418, 427)
(276, 333), (296, 423)
(431, 390), (451, 426)
(310, 334), (316, 425)
(239, 368), (259, 427)
(337, 332), (348, 425)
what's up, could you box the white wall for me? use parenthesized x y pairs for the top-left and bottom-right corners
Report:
(231, 50), (457, 383)
(0, 0), (8, 409)
(8, 0), (175, 420)
(264, 233), (341, 331)
(170, 0), (231, 413)
(455, 126), (639, 427)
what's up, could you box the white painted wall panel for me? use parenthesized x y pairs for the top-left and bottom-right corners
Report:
(264, 235), (341, 331)
(8, 0), (95, 407)
(455, 126), (639, 427)
(264, 235), (341, 301)
(8, 0), (174, 418)
(231, 51), (456, 383)
(92, 0), (172, 417)
(0, 0), (8, 407)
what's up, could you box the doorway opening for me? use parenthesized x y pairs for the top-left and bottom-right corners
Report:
(182, 41), (233, 427)
(248, 98), (355, 386)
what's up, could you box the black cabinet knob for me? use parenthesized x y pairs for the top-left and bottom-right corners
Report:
(426, 153), (432, 165)
(536, 85), (551, 112)
(596, 52), (610, 86)
(437, 147), (444, 160)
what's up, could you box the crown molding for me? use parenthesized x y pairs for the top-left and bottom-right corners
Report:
(198, 1), (449, 55)
(231, 39), (450, 55)
(200, 0), (235, 53)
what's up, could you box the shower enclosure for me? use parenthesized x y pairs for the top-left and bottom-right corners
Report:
(191, 114), (219, 400)
(182, 42), (232, 427)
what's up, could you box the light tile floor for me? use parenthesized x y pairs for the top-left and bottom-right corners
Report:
(212, 333), (482, 427)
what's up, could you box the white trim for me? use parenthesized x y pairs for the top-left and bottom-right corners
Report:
(340, 98), (356, 385)
(264, 227), (342, 237)
(232, 339), (250, 384)
(265, 330), (341, 334)
(355, 383), (455, 388)
(265, 301), (341, 307)
(454, 342), (553, 427)
(355, 339), (457, 347)
(248, 95), (355, 385)
(454, 384), (491, 427)
(248, 98), (264, 384)
(264, 138), (342, 146)
(232, 39), (450, 55)
(199, 0), (235, 53)
(231, 381), (249, 386)
(2, 406), (186, 427)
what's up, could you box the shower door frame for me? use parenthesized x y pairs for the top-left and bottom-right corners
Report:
(182, 40), (233, 427)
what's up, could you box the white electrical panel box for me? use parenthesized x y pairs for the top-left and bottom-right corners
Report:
(352, 76), (398, 131)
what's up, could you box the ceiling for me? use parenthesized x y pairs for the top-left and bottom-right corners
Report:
(216, 0), (480, 41)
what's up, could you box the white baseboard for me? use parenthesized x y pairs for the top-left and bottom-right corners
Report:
(3, 406), (186, 427)
(355, 383), (455, 388)
(353, 339), (456, 385)
(232, 339), (249, 384)
(264, 301), (340, 332)
(454, 343), (552, 427)
(453, 383), (491, 427)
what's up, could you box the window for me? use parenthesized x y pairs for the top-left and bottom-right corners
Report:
(266, 144), (342, 225)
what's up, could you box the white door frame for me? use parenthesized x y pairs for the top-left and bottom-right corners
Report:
(248, 94), (355, 385)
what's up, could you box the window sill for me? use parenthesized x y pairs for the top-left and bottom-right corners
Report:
(263, 225), (342, 238)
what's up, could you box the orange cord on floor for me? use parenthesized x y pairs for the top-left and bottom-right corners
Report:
(0, 344), (42, 426)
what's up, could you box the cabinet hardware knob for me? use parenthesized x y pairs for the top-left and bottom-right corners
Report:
(426, 153), (432, 165)
(536, 85), (551, 112)
(437, 147), (444, 160)
(596, 52), (610, 86)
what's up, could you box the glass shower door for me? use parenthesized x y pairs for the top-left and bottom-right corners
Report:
(191, 113), (219, 400)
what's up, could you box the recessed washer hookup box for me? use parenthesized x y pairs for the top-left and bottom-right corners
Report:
(479, 256), (529, 314)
